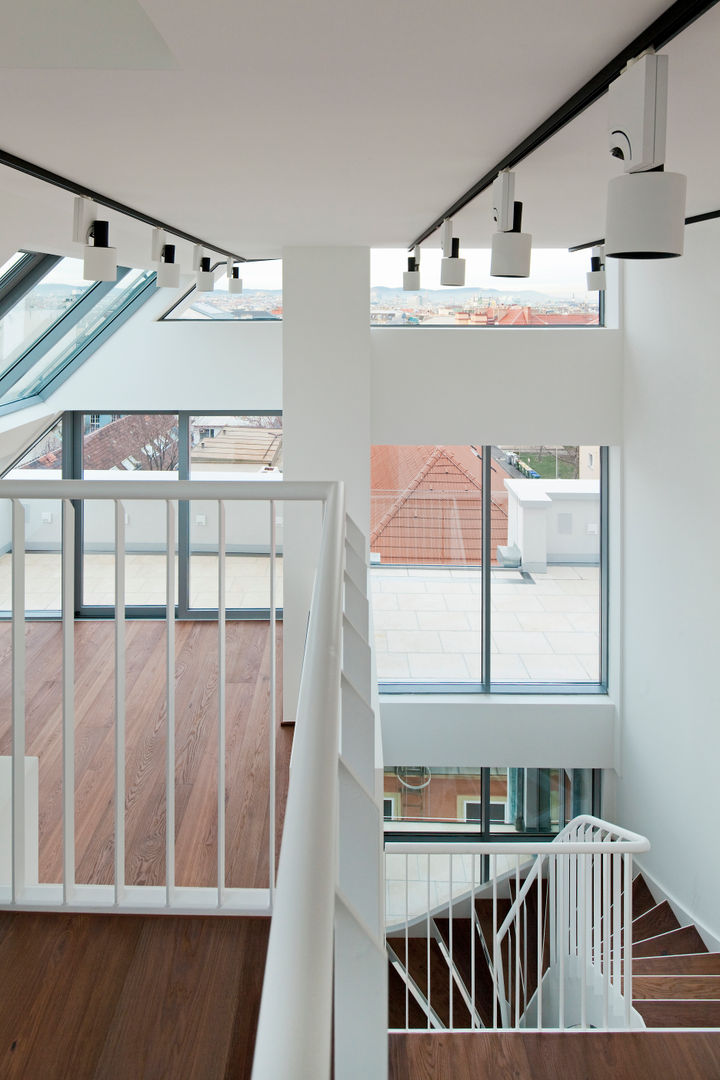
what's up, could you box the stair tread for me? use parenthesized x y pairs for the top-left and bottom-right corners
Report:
(633, 999), (720, 1028)
(633, 954), (720, 976)
(388, 959), (428, 1029)
(386, 937), (470, 1028)
(633, 925), (708, 958)
(633, 975), (720, 1000)
(633, 900), (681, 942)
(434, 917), (495, 1028)
(631, 873), (656, 918)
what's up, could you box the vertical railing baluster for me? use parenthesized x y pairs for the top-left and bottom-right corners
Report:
(471, 854), (476, 1029)
(612, 850), (621, 997)
(62, 499), (75, 904)
(449, 854), (453, 1029)
(537, 854), (543, 1029)
(624, 853), (633, 1028)
(550, 853), (556, 965)
(217, 501), (226, 906)
(269, 500), (277, 902)
(593, 833), (601, 978)
(166, 501), (176, 907)
(514, 856), (520, 1027)
(580, 849), (588, 1029)
(405, 852), (409, 1030)
(603, 847), (610, 1027)
(426, 855), (431, 1029)
(492, 853), (498, 1029)
(11, 500), (25, 903)
(559, 852), (566, 1029)
(114, 500), (126, 904)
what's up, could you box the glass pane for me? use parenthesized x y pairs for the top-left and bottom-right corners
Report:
(165, 260), (282, 321)
(383, 767), (483, 831)
(0, 269), (154, 405)
(81, 414), (179, 607)
(189, 415), (282, 610)
(0, 257), (93, 381)
(371, 445), (482, 683)
(371, 249), (599, 326)
(491, 445), (601, 683)
(0, 419), (65, 612)
(493, 768), (562, 834)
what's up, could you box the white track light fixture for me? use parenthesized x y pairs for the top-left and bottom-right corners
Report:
(605, 52), (686, 259)
(156, 244), (181, 289)
(490, 171), (532, 277)
(440, 221), (465, 286)
(196, 255), (215, 292)
(83, 219), (117, 281)
(227, 258), (243, 295)
(586, 246), (606, 291)
(403, 246), (421, 291)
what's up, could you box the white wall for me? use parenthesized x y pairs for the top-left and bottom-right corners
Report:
(371, 327), (623, 444)
(619, 219), (720, 938)
(47, 288), (282, 411)
(282, 247), (371, 721)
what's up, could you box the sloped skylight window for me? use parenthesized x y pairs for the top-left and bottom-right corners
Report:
(162, 260), (282, 321)
(0, 257), (93, 380)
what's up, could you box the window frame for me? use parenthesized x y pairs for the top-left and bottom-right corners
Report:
(376, 444), (608, 695)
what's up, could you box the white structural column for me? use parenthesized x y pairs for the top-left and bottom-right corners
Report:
(282, 247), (371, 722)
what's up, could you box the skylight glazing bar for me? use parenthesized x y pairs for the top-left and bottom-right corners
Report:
(0, 252), (61, 323)
(0, 274), (125, 398)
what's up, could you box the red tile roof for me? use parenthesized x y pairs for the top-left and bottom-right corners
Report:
(371, 446), (510, 565)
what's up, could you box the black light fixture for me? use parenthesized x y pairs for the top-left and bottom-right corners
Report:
(586, 246), (606, 291)
(605, 53), (686, 259)
(196, 253), (215, 292)
(490, 171), (532, 278)
(157, 245), (181, 289)
(227, 258), (243, 295)
(403, 246), (421, 291)
(83, 219), (117, 282)
(440, 220), (465, 286)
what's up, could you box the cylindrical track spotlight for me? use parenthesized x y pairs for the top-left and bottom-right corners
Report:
(440, 221), (465, 286)
(156, 244), (181, 289)
(196, 256), (215, 292)
(228, 266), (243, 295)
(586, 246), (606, 291)
(490, 201), (531, 278)
(403, 245), (421, 291)
(83, 219), (117, 281)
(605, 170), (686, 259)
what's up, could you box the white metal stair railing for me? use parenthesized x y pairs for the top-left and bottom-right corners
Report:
(252, 504), (387, 1080)
(0, 477), (328, 917)
(385, 815), (650, 1033)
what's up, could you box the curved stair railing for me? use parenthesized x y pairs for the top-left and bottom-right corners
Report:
(386, 815), (650, 1032)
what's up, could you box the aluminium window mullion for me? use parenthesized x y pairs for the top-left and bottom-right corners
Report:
(0, 272), (128, 398)
(482, 446), (492, 690)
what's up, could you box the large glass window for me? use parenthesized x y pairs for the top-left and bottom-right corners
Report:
(370, 249), (599, 326)
(0, 269), (155, 406)
(0, 257), (93, 381)
(383, 766), (595, 835)
(372, 444), (604, 690)
(162, 260), (282, 321)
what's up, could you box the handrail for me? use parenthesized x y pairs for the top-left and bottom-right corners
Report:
(251, 481), (345, 1080)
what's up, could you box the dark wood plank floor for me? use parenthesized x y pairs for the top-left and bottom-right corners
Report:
(0, 911), (269, 1080)
(0, 621), (290, 889)
(389, 1031), (720, 1080)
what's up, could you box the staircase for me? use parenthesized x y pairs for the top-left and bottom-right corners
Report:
(388, 865), (720, 1030)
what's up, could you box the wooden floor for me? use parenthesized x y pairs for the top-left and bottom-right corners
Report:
(0, 620), (290, 889)
(389, 1032), (720, 1080)
(0, 911), (269, 1080)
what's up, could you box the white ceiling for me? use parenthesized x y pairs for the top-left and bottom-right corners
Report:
(0, 0), (717, 263)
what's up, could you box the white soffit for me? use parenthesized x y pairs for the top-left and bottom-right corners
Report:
(0, 0), (715, 254)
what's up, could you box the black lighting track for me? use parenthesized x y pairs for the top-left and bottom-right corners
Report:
(408, 0), (720, 251)
(0, 147), (249, 263)
(570, 207), (720, 251)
